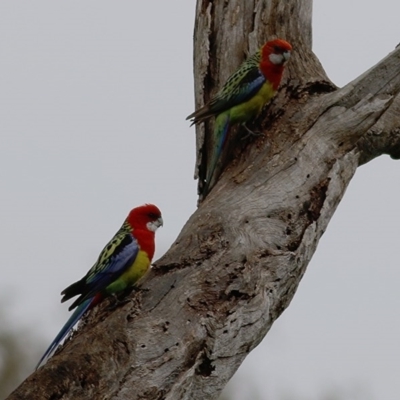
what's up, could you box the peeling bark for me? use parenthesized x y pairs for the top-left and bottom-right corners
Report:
(8, 1), (400, 399)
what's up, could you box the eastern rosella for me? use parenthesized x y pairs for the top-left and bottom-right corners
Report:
(36, 204), (163, 369)
(187, 38), (292, 198)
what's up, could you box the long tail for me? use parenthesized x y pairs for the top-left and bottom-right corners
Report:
(202, 113), (230, 197)
(35, 298), (92, 369)
(186, 104), (213, 126)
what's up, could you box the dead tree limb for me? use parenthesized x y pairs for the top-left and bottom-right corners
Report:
(9, 1), (400, 399)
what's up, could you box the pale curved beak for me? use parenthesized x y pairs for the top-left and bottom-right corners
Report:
(156, 217), (164, 228)
(147, 217), (164, 232)
(283, 51), (291, 62)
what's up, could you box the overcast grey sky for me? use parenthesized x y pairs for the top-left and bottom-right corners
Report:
(1, 2), (399, 399)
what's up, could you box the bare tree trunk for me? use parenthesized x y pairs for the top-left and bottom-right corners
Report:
(9, 1), (400, 399)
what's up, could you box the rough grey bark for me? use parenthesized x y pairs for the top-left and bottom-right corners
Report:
(8, 1), (400, 399)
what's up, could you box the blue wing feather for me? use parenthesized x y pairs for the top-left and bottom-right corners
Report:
(68, 234), (139, 309)
(208, 70), (265, 115)
(84, 237), (139, 294)
(187, 51), (265, 123)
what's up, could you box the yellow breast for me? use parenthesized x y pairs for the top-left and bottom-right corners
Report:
(229, 81), (276, 123)
(105, 250), (151, 294)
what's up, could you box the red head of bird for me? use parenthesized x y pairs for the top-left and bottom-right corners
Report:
(126, 204), (163, 233)
(260, 39), (292, 90)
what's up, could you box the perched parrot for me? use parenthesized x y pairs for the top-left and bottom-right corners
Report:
(36, 204), (163, 369)
(187, 38), (292, 198)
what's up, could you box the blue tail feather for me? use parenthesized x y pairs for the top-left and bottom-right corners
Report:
(204, 114), (230, 194)
(36, 298), (92, 369)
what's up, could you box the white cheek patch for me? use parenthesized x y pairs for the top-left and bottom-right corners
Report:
(269, 53), (284, 65)
(146, 221), (159, 232)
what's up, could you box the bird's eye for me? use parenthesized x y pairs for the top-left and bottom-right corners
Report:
(274, 45), (281, 53)
(148, 212), (159, 219)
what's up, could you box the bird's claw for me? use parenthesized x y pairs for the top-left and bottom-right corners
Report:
(241, 123), (263, 140)
(105, 296), (132, 311)
(105, 288), (136, 311)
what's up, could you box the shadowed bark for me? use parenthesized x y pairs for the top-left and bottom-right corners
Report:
(8, 1), (400, 399)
